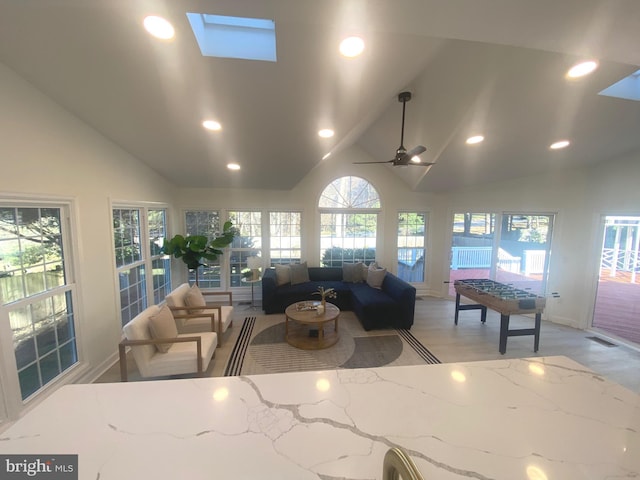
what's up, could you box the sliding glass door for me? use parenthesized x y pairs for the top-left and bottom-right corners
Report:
(592, 216), (640, 345)
(448, 212), (554, 296)
(448, 213), (495, 296)
(495, 214), (553, 294)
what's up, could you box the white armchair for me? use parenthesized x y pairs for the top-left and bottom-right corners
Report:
(165, 283), (234, 346)
(119, 304), (217, 382)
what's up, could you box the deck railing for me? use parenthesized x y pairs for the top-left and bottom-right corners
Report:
(451, 247), (546, 274)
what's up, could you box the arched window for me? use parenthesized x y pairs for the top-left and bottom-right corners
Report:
(318, 176), (380, 266)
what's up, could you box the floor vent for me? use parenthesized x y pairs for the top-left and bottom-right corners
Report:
(586, 336), (617, 347)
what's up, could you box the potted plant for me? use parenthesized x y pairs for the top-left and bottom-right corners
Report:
(162, 220), (238, 285)
(312, 286), (337, 314)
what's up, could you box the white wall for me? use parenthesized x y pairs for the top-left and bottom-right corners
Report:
(0, 62), (176, 413)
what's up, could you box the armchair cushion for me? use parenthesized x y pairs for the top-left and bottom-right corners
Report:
(185, 285), (206, 313)
(165, 283), (234, 346)
(148, 304), (178, 353)
(120, 305), (217, 381)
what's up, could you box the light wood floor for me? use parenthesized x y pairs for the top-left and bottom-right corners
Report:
(96, 297), (640, 393)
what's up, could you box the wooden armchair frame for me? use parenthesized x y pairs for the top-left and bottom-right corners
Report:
(118, 336), (203, 382)
(168, 290), (234, 347)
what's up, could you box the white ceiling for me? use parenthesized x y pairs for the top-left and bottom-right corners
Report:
(1, 0), (639, 192)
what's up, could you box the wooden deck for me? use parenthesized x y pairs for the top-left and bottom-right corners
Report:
(593, 270), (640, 345)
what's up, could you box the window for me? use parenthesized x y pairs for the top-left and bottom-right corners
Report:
(448, 212), (553, 296)
(319, 176), (380, 267)
(113, 206), (170, 326)
(228, 211), (262, 286)
(0, 205), (78, 401)
(397, 212), (427, 283)
(113, 208), (146, 326)
(148, 209), (171, 304)
(185, 210), (221, 288)
(269, 211), (301, 265)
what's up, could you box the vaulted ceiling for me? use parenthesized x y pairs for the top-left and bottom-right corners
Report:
(1, 0), (639, 192)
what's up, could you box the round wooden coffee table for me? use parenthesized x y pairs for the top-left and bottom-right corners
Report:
(285, 302), (340, 350)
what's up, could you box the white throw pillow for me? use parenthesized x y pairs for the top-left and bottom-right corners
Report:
(290, 261), (310, 285)
(366, 265), (386, 289)
(148, 304), (178, 353)
(343, 262), (365, 283)
(185, 284), (206, 313)
(275, 264), (291, 286)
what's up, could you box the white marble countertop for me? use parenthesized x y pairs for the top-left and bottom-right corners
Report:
(1, 356), (638, 479)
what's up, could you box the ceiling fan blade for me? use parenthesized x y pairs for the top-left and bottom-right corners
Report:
(353, 160), (395, 164)
(407, 161), (436, 166)
(405, 145), (427, 158)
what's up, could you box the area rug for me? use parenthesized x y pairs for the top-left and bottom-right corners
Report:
(224, 312), (440, 376)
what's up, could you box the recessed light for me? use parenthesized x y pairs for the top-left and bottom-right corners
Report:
(339, 36), (365, 58)
(202, 120), (222, 131)
(566, 60), (598, 78)
(143, 15), (175, 40)
(550, 140), (570, 150)
(227, 163), (240, 170)
(318, 129), (334, 138)
(466, 135), (484, 145)
(410, 156), (421, 163)
(322, 152), (332, 160)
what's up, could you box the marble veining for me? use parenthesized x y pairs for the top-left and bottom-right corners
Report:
(1, 356), (638, 479)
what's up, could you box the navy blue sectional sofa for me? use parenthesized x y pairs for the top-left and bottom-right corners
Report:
(261, 266), (416, 330)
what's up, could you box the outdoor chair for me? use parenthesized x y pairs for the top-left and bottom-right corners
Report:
(119, 304), (217, 382)
(165, 283), (234, 346)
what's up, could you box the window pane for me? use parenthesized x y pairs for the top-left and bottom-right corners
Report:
(2, 204), (78, 401)
(496, 214), (553, 294)
(152, 258), (171, 304)
(269, 212), (301, 265)
(320, 213), (376, 266)
(397, 212), (426, 282)
(148, 209), (171, 303)
(113, 208), (141, 268)
(449, 213), (495, 296)
(185, 210), (222, 286)
(319, 176), (380, 209)
(229, 211), (262, 287)
(118, 265), (146, 326)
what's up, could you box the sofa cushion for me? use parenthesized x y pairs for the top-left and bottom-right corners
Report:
(290, 262), (310, 285)
(343, 262), (365, 283)
(148, 304), (178, 353)
(275, 264), (291, 286)
(184, 285), (206, 313)
(366, 264), (387, 289)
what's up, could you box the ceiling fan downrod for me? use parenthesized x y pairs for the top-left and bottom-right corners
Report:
(397, 91), (412, 155)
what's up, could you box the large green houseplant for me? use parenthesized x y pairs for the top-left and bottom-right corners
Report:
(162, 220), (238, 285)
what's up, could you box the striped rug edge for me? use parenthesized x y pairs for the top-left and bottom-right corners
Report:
(223, 316), (256, 376)
(395, 328), (441, 364)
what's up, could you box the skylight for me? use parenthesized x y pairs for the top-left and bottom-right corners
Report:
(186, 13), (277, 62)
(599, 69), (640, 101)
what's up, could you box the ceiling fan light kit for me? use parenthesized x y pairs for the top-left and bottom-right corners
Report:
(354, 91), (434, 167)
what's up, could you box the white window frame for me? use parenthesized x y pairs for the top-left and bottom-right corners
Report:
(397, 211), (428, 284)
(112, 202), (170, 327)
(0, 196), (81, 422)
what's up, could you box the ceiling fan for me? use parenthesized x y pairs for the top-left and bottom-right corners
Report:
(355, 91), (433, 167)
